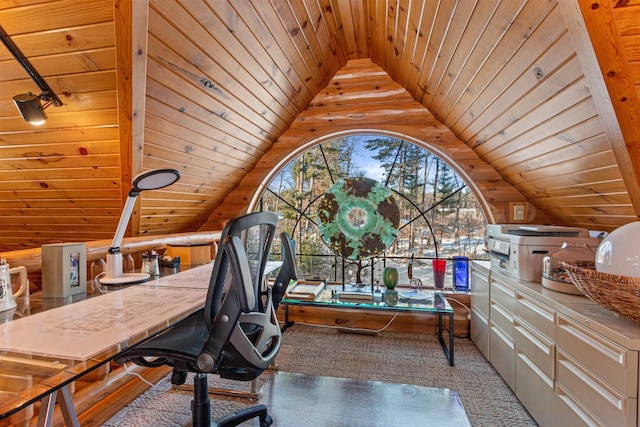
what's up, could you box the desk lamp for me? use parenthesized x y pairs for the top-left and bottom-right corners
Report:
(99, 168), (181, 285)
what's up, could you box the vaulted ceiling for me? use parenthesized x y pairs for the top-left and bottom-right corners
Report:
(1, 0), (639, 252)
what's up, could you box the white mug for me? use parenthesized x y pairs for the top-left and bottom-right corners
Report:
(9, 265), (29, 298)
(0, 262), (29, 312)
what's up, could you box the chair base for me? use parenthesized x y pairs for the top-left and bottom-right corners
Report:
(212, 405), (272, 427)
(191, 373), (272, 427)
(174, 379), (259, 400)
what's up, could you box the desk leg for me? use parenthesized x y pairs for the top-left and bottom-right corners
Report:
(437, 313), (455, 366)
(36, 392), (55, 427)
(448, 311), (455, 366)
(37, 385), (80, 427)
(281, 304), (294, 332)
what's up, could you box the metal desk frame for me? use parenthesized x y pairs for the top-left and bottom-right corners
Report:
(281, 289), (455, 366)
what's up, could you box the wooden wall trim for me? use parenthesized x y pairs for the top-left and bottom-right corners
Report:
(130, 0), (150, 236)
(114, 0), (133, 237)
(201, 59), (546, 229)
(1, 230), (220, 288)
(114, 0), (151, 238)
(559, 0), (640, 217)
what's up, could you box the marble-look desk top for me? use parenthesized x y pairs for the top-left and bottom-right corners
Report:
(0, 263), (213, 420)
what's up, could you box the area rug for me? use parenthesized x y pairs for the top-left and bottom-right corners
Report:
(105, 325), (537, 426)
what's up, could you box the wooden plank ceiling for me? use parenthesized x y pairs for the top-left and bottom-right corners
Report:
(1, 0), (639, 252)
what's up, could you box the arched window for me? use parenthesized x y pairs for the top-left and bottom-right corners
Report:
(259, 134), (488, 289)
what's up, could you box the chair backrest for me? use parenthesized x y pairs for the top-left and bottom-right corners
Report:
(271, 232), (299, 310)
(204, 211), (278, 327)
(197, 211), (281, 378)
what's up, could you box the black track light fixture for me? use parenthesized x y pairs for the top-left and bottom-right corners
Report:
(0, 25), (63, 125)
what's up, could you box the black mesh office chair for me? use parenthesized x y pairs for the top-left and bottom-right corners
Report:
(116, 211), (284, 427)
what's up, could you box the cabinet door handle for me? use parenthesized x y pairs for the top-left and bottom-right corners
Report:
(517, 295), (554, 323)
(558, 354), (624, 408)
(517, 350), (553, 386)
(559, 322), (624, 364)
(491, 302), (514, 323)
(491, 324), (514, 349)
(491, 280), (515, 297)
(515, 322), (553, 356)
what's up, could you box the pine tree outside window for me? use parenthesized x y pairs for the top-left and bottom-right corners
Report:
(259, 135), (488, 289)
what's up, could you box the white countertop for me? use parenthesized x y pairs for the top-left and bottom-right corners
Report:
(491, 269), (640, 349)
(471, 260), (490, 272)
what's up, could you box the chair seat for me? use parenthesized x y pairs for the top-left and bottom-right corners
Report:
(117, 309), (208, 368)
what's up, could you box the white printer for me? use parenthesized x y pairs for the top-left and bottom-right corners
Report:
(486, 224), (600, 282)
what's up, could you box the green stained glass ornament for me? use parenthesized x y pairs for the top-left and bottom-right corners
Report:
(317, 177), (400, 260)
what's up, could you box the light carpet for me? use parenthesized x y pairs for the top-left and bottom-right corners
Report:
(105, 325), (537, 426)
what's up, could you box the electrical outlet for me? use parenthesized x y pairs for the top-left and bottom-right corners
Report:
(508, 202), (528, 223)
(514, 204), (525, 221)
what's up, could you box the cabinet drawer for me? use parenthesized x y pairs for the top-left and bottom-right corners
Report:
(556, 314), (638, 397)
(515, 291), (555, 341)
(490, 277), (516, 313)
(490, 301), (513, 338)
(514, 320), (555, 380)
(471, 270), (490, 318)
(489, 325), (515, 391)
(470, 310), (489, 359)
(516, 348), (556, 427)
(556, 349), (637, 427)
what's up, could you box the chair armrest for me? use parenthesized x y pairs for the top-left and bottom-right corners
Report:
(228, 291), (281, 370)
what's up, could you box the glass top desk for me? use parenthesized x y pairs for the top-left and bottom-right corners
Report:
(0, 263), (213, 426)
(281, 287), (455, 366)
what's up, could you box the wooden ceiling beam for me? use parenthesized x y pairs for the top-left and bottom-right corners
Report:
(114, 0), (149, 237)
(559, 0), (640, 218)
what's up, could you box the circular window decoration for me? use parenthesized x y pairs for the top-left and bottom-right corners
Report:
(317, 177), (400, 260)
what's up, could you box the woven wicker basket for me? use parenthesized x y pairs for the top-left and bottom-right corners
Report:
(562, 260), (640, 323)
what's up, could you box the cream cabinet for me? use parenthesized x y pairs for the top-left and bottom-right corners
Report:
(483, 270), (640, 427)
(488, 274), (517, 391)
(555, 314), (638, 426)
(513, 292), (556, 426)
(470, 261), (490, 358)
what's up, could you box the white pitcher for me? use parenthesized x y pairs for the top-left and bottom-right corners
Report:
(0, 259), (28, 312)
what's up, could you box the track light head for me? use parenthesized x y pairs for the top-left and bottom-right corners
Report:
(13, 93), (48, 125)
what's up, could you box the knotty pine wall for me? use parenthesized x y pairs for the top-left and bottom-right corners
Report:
(2, 1), (640, 255)
(202, 59), (546, 228)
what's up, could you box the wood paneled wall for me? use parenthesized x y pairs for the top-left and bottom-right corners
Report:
(202, 59), (546, 227)
(2, 1), (640, 254)
(572, 0), (640, 224)
(0, 0), (121, 252)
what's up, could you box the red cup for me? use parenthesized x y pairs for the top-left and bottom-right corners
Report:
(432, 259), (446, 290)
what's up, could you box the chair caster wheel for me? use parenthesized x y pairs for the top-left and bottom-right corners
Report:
(171, 370), (188, 386)
(260, 415), (273, 427)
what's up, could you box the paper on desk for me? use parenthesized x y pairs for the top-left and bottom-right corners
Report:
(0, 286), (207, 361)
(143, 262), (214, 289)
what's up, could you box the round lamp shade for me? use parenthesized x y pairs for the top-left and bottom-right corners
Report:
(595, 221), (640, 278)
(317, 177), (400, 260)
(132, 168), (181, 192)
